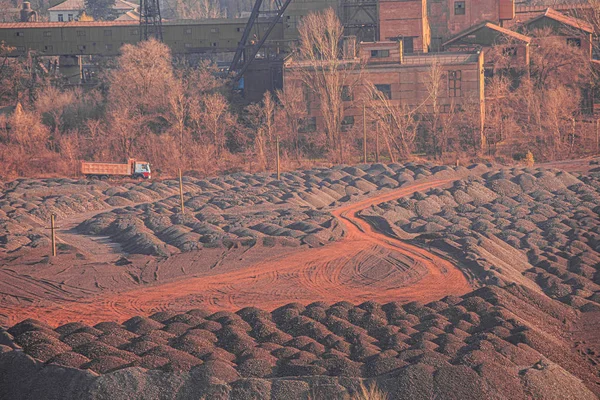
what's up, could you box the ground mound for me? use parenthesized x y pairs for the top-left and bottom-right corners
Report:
(0, 284), (596, 399)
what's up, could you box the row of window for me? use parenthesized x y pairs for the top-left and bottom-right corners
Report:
(57, 14), (74, 22)
(337, 72), (462, 103)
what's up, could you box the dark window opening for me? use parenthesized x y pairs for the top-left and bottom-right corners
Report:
(58, 14), (63, 21)
(502, 46), (517, 57)
(374, 84), (392, 100)
(341, 116), (355, 131)
(448, 70), (462, 97)
(299, 117), (317, 133)
(371, 49), (390, 58)
(403, 37), (414, 54)
(77, 30), (86, 37)
(342, 86), (353, 101)
(567, 37), (581, 47)
(454, 1), (465, 15)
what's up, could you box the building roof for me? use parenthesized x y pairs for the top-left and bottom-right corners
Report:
(48, 0), (84, 12)
(443, 21), (532, 47)
(48, 0), (137, 12)
(524, 7), (593, 33)
(115, 9), (140, 21)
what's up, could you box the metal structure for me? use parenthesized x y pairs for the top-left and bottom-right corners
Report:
(341, 0), (378, 42)
(139, 0), (163, 41)
(228, 0), (293, 82)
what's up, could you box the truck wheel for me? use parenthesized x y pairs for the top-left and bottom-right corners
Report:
(89, 175), (99, 180)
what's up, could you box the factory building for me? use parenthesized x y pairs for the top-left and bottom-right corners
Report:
(283, 40), (485, 136)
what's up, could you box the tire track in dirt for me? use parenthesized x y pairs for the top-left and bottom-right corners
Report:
(6, 179), (472, 326)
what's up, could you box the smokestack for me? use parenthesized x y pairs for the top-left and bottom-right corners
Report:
(20, 2), (38, 22)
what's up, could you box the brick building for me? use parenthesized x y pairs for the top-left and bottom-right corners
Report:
(283, 41), (485, 135)
(443, 22), (531, 77)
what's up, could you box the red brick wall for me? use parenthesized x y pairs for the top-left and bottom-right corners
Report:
(429, 0), (501, 42)
(379, 0), (429, 52)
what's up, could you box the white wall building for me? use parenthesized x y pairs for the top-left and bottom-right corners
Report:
(48, 0), (137, 22)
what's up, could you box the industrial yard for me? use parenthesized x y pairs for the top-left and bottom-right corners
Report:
(1, 159), (600, 399)
(1, 0), (600, 398)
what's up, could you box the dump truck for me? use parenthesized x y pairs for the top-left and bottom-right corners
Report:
(81, 158), (151, 180)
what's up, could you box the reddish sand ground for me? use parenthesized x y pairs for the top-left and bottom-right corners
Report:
(3, 180), (471, 327)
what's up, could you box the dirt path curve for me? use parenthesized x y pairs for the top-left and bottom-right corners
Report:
(11, 179), (472, 326)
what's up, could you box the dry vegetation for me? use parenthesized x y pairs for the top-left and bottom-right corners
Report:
(0, 11), (598, 181)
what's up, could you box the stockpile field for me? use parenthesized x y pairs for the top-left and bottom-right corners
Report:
(1, 159), (599, 399)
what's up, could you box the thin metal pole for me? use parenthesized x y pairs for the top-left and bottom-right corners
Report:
(596, 119), (599, 154)
(375, 120), (380, 163)
(276, 135), (281, 180)
(363, 103), (367, 163)
(178, 168), (185, 214)
(51, 214), (56, 257)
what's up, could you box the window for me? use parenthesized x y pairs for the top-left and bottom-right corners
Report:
(403, 37), (414, 54)
(78, 45), (86, 51)
(104, 30), (112, 36)
(43, 31), (52, 37)
(303, 84), (311, 114)
(374, 84), (392, 100)
(454, 1), (465, 15)
(105, 44), (113, 50)
(44, 45), (53, 51)
(130, 29), (139, 35)
(58, 14), (64, 21)
(212, 42), (218, 47)
(77, 30), (86, 36)
(185, 43), (193, 48)
(341, 116), (355, 132)
(68, 14), (73, 21)
(371, 49), (390, 58)
(15, 31), (24, 37)
(16, 46), (25, 52)
(184, 28), (192, 34)
(567, 37), (581, 47)
(448, 70), (462, 97)
(299, 117), (317, 133)
(210, 27), (219, 33)
(502, 46), (517, 57)
(237, 27), (242, 32)
(341, 86), (353, 101)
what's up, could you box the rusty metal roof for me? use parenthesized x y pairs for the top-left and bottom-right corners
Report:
(443, 21), (532, 47)
(525, 7), (594, 33)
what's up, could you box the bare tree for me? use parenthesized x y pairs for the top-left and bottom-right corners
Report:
(201, 92), (233, 157)
(275, 87), (307, 160)
(363, 81), (419, 161)
(294, 8), (360, 163)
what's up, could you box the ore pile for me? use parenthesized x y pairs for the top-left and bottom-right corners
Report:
(363, 167), (600, 312)
(1, 284), (596, 399)
(75, 163), (468, 256)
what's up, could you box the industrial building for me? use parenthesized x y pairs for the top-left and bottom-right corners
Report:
(0, 0), (595, 123)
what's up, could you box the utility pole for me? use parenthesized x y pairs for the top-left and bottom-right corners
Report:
(276, 135), (281, 180)
(596, 119), (599, 154)
(363, 103), (367, 163)
(50, 214), (56, 257)
(178, 168), (185, 214)
(375, 120), (380, 163)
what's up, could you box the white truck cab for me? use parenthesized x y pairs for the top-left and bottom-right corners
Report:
(133, 162), (151, 179)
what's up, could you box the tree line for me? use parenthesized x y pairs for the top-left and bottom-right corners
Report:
(0, 10), (598, 179)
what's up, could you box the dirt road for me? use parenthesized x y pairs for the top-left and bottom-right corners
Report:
(5, 180), (471, 326)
